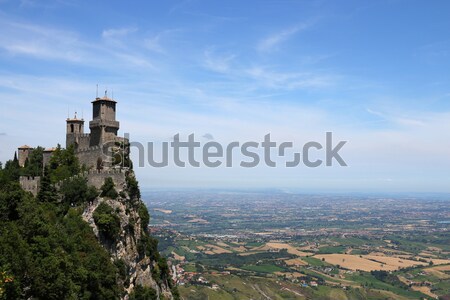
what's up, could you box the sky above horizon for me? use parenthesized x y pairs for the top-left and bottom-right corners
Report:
(0, 0), (450, 192)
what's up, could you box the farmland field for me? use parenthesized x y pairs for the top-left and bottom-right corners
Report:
(146, 191), (450, 299)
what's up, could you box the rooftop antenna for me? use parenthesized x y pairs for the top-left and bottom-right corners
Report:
(105, 89), (108, 98)
(112, 88), (114, 100)
(67, 105), (69, 119)
(81, 109), (84, 120)
(96, 84), (98, 98)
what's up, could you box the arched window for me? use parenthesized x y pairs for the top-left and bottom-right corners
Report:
(70, 124), (74, 133)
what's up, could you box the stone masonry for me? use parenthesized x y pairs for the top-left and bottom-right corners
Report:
(19, 92), (129, 194)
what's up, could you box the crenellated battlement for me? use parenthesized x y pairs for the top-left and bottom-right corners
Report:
(20, 93), (130, 195)
(54, 168), (129, 191)
(75, 145), (102, 153)
(70, 133), (91, 138)
(19, 176), (41, 196)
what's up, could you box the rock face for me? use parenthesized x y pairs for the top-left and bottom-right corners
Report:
(82, 171), (173, 300)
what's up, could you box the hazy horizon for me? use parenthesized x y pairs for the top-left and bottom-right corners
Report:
(1, 0), (450, 192)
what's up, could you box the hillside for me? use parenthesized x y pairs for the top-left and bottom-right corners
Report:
(0, 147), (178, 299)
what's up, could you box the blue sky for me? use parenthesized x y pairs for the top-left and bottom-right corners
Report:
(0, 0), (450, 192)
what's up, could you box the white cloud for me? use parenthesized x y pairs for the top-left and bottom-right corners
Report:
(0, 19), (86, 62)
(258, 23), (311, 52)
(0, 18), (156, 68)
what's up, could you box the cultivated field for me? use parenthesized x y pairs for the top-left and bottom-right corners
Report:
(362, 255), (427, 268)
(257, 242), (310, 256)
(314, 254), (399, 272)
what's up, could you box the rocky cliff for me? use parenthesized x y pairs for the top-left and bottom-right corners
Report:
(82, 171), (173, 300)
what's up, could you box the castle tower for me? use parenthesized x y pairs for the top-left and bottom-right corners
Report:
(89, 92), (120, 147)
(66, 112), (85, 149)
(18, 145), (33, 167)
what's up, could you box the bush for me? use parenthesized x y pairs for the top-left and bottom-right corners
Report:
(129, 285), (157, 300)
(138, 234), (159, 261)
(100, 177), (118, 199)
(138, 203), (150, 230)
(93, 202), (121, 240)
(114, 259), (128, 280)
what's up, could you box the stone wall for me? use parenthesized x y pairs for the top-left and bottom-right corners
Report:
(19, 176), (41, 196)
(85, 169), (127, 190)
(18, 148), (32, 167)
(75, 146), (104, 170)
(66, 133), (91, 149)
(43, 151), (54, 167)
(75, 137), (129, 170)
(54, 169), (127, 192)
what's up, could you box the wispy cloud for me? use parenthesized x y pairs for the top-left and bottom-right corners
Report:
(102, 26), (137, 38)
(0, 17), (155, 68)
(143, 29), (181, 54)
(258, 23), (311, 52)
(246, 66), (336, 90)
(366, 108), (425, 127)
(144, 35), (165, 53)
(0, 19), (85, 62)
(203, 48), (236, 73)
(200, 47), (338, 91)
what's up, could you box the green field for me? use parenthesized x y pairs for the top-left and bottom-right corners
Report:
(241, 264), (284, 273)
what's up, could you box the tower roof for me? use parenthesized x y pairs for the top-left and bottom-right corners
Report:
(66, 112), (84, 122)
(18, 145), (32, 149)
(92, 96), (117, 103)
(66, 118), (84, 122)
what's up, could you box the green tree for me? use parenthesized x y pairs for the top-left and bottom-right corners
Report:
(21, 146), (44, 177)
(37, 167), (58, 202)
(47, 144), (80, 183)
(93, 202), (121, 240)
(101, 177), (118, 199)
(60, 177), (97, 206)
(126, 175), (140, 200)
(1, 159), (20, 183)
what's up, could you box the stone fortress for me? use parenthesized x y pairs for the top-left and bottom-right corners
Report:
(18, 92), (129, 195)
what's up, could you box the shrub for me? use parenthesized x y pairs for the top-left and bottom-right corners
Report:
(137, 234), (159, 261)
(129, 285), (157, 300)
(100, 177), (118, 199)
(138, 203), (150, 230)
(93, 202), (121, 240)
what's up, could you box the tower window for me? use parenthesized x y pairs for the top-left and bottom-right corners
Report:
(70, 124), (74, 133)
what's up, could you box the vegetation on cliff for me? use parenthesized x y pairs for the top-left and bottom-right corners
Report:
(0, 148), (175, 299)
